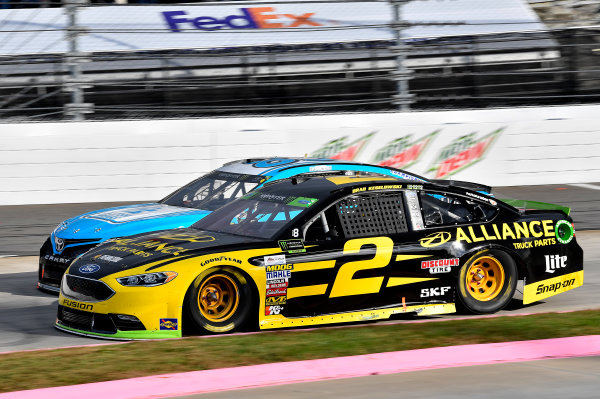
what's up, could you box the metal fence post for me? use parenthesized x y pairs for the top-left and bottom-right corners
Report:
(389, 0), (413, 111)
(63, 0), (93, 121)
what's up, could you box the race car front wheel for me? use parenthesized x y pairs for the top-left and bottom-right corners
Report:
(457, 250), (517, 314)
(186, 269), (254, 334)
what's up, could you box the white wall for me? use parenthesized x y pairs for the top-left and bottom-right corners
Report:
(1, 104), (599, 205)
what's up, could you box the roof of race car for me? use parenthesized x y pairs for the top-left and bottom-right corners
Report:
(251, 175), (409, 200)
(215, 157), (426, 182)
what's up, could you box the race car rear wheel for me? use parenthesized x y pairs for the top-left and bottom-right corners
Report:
(457, 250), (517, 314)
(186, 269), (254, 334)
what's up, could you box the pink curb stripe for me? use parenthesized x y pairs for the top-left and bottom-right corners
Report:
(2, 335), (600, 399)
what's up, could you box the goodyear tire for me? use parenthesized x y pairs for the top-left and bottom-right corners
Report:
(186, 269), (254, 334)
(457, 250), (517, 314)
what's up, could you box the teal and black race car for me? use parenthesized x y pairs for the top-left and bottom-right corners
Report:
(39, 158), (427, 292)
(56, 176), (583, 339)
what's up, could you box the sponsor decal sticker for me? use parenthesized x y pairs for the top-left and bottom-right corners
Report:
(266, 264), (293, 272)
(63, 299), (93, 311)
(427, 128), (503, 179)
(266, 270), (292, 280)
(371, 130), (439, 169)
(421, 258), (459, 269)
(523, 271), (583, 304)
(265, 305), (283, 316)
(265, 296), (286, 305)
(545, 254), (567, 274)
(309, 165), (332, 172)
(201, 256), (242, 267)
(287, 197), (318, 208)
(555, 220), (574, 244)
(264, 254), (286, 266)
(159, 318), (179, 330)
(279, 239), (306, 253)
(351, 184), (402, 194)
(420, 286), (451, 297)
(419, 232), (451, 248)
(266, 288), (287, 296)
(267, 281), (289, 289)
(311, 132), (375, 160)
(78, 264), (100, 274)
(93, 254), (122, 263)
(420, 220), (558, 249)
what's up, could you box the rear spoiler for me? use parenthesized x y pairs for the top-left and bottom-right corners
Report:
(430, 180), (492, 195)
(500, 199), (571, 216)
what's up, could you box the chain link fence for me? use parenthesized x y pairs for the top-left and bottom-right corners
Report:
(0, 0), (599, 121)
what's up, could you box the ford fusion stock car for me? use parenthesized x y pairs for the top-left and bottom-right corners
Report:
(39, 158), (427, 292)
(56, 176), (583, 339)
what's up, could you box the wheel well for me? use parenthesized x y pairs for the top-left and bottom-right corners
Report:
(182, 266), (260, 334)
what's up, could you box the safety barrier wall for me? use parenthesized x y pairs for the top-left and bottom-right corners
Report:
(1, 104), (599, 205)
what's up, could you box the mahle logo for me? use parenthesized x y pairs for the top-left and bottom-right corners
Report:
(371, 130), (439, 169)
(427, 128), (504, 179)
(311, 132), (375, 160)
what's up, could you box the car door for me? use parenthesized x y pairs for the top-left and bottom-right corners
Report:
(280, 189), (438, 318)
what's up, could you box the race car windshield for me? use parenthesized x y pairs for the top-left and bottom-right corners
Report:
(160, 171), (265, 211)
(192, 195), (317, 239)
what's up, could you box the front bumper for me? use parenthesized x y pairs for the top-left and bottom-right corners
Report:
(56, 277), (186, 340)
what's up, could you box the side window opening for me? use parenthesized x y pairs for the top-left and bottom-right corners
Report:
(304, 206), (343, 242)
(336, 193), (407, 238)
(419, 192), (498, 227)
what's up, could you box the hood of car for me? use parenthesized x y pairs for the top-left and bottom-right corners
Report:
(50, 203), (211, 254)
(67, 228), (265, 279)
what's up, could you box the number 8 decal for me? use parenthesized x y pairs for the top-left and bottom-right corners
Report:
(329, 236), (394, 298)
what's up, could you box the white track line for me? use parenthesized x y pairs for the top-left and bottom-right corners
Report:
(569, 183), (600, 191)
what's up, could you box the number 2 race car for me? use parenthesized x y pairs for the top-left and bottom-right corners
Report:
(56, 176), (583, 339)
(39, 158), (426, 292)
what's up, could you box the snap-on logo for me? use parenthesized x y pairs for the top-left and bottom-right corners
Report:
(162, 8), (323, 32)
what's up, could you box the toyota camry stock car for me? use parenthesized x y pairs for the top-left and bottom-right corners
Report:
(39, 157), (428, 292)
(55, 176), (583, 339)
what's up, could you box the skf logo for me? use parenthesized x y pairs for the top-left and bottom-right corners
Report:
(163, 8), (323, 32)
(420, 287), (451, 298)
(266, 264), (293, 272)
(419, 232), (451, 248)
(159, 318), (178, 330)
(545, 254), (567, 273)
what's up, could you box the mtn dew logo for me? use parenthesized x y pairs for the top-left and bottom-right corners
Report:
(311, 132), (375, 160)
(371, 130), (439, 169)
(428, 128), (504, 179)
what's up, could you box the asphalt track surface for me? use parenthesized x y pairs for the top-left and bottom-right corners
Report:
(0, 183), (598, 256)
(178, 356), (600, 399)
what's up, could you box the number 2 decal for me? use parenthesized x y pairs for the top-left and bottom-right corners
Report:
(329, 236), (394, 298)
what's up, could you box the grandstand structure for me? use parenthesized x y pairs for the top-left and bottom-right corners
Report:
(0, 0), (598, 120)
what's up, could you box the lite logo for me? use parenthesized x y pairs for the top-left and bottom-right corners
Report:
(163, 8), (322, 32)
(545, 254), (567, 273)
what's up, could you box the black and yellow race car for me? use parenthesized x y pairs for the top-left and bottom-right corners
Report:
(56, 176), (583, 339)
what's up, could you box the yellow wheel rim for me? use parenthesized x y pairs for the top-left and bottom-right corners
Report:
(465, 256), (505, 301)
(198, 274), (240, 322)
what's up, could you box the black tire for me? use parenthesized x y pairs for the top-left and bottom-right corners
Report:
(457, 250), (517, 314)
(185, 268), (254, 334)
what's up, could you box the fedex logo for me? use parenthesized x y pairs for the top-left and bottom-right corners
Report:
(163, 8), (322, 32)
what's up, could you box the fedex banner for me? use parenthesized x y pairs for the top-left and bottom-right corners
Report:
(0, 0), (544, 55)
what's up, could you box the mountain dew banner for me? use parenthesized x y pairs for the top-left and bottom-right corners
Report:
(2, 105), (599, 205)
